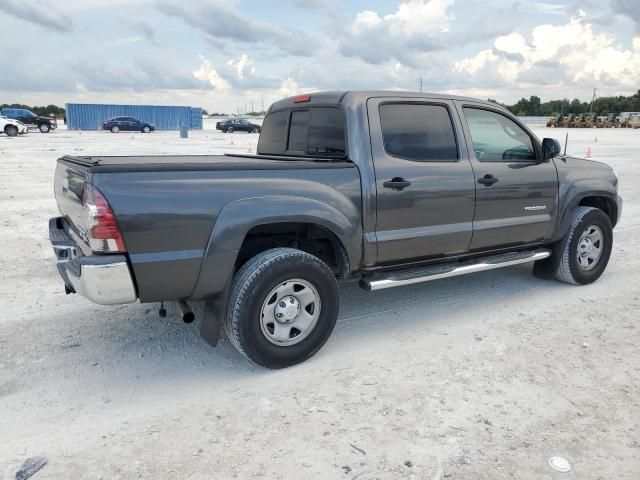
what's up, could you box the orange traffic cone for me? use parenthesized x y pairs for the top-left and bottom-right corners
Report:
(585, 146), (592, 158)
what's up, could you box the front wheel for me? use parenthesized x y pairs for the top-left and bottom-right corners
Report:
(535, 206), (613, 285)
(39, 123), (50, 133)
(142, 126), (150, 133)
(224, 248), (339, 368)
(4, 125), (19, 137)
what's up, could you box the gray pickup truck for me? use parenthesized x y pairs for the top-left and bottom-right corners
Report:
(50, 91), (622, 368)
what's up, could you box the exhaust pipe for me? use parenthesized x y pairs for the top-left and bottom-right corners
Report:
(176, 300), (195, 323)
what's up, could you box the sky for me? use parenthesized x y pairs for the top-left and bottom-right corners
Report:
(1, 0), (639, 113)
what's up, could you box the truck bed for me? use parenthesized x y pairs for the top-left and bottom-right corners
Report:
(60, 154), (354, 173)
(54, 153), (362, 302)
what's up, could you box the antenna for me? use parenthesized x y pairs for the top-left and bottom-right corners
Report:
(563, 132), (568, 158)
(589, 88), (597, 116)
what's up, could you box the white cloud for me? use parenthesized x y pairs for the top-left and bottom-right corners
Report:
(455, 14), (640, 92)
(339, 0), (455, 65)
(226, 54), (255, 81)
(193, 56), (231, 90)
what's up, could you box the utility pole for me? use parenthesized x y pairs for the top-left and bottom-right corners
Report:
(589, 88), (597, 116)
(418, 77), (423, 92)
(251, 101), (254, 114)
(261, 97), (264, 114)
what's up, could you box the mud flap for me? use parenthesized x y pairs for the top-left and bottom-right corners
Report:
(532, 241), (562, 280)
(199, 294), (227, 347)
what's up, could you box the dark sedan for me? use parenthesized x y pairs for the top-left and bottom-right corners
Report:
(216, 117), (261, 133)
(103, 116), (155, 133)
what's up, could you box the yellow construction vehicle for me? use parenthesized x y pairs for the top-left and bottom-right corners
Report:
(567, 114), (580, 128)
(583, 114), (598, 128)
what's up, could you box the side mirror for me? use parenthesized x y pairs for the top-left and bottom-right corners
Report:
(542, 138), (561, 160)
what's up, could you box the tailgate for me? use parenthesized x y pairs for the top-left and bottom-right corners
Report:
(53, 159), (90, 249)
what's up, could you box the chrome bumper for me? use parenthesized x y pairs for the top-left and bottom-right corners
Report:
(49, 217), (137, 305)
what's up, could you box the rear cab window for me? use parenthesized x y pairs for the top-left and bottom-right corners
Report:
(257, 107), (346, 158)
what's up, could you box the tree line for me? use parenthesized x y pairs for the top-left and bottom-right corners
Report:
(1, 103), (66, 117)
(490, 90), (640, 117)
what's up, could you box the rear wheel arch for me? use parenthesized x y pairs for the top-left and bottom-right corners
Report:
(236, 222), (350, 278)
(191, 196), (361, 301)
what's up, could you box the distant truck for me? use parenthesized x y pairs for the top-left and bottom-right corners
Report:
(1, 108), (57, 133)
(49, 91), (622, 368)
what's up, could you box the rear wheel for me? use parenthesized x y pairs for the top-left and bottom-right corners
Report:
(226, 127), (234, 133)
(251, 127), (260, 134)
(224, 248), (339, 368)
(110, 126), (120, 133)
(39, 123), (50, 133)
(4, 125), (18, 137)
(534, 207), (613, 285)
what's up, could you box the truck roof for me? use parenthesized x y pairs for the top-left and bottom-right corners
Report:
(269, 90), (504, 112)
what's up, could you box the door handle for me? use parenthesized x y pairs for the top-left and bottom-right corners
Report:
(477, 174), (498, 186)
(383, 177), (411, 191)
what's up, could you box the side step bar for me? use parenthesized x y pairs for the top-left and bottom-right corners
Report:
(360, 249), (551, 291)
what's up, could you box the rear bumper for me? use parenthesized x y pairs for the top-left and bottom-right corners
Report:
(49, 217), (137, 305)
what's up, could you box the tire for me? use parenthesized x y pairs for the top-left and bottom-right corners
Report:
(39, 123), (50, 133)
(226, 127), (234, 133)
(251, 127), (260, 134)
(4, 125), (19, 137)
(111, 126), (120, 133)
(534, 207), (613, 285)
(224, 248), (339, 368)
(142, 126), (150, 133)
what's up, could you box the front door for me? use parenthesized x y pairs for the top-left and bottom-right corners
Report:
(368, 97), (477, 264)
(456, 103), (559, 250)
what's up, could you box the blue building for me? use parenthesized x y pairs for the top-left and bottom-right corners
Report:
(65, 103), (203, 130)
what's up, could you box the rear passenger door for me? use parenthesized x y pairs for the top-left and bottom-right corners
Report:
(456, 103), (559, 250)
(367, 98), (476, 264)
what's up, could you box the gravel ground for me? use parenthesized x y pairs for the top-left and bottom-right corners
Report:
(0, 125), (638, 479)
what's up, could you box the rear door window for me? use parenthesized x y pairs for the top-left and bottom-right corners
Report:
(379, 103), (458, 162)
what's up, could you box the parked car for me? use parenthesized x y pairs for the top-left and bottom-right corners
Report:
(102, 116), (155, 133)
(216, 117), (261, 133)
(1, 108), (57, 133)
(0, 115), (28, 136)
(49, 91), (621, 368)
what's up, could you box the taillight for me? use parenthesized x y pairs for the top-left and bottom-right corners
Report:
(82, 184), (125, 253)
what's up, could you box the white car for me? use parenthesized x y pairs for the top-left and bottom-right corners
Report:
(1, 116), (28, 136)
